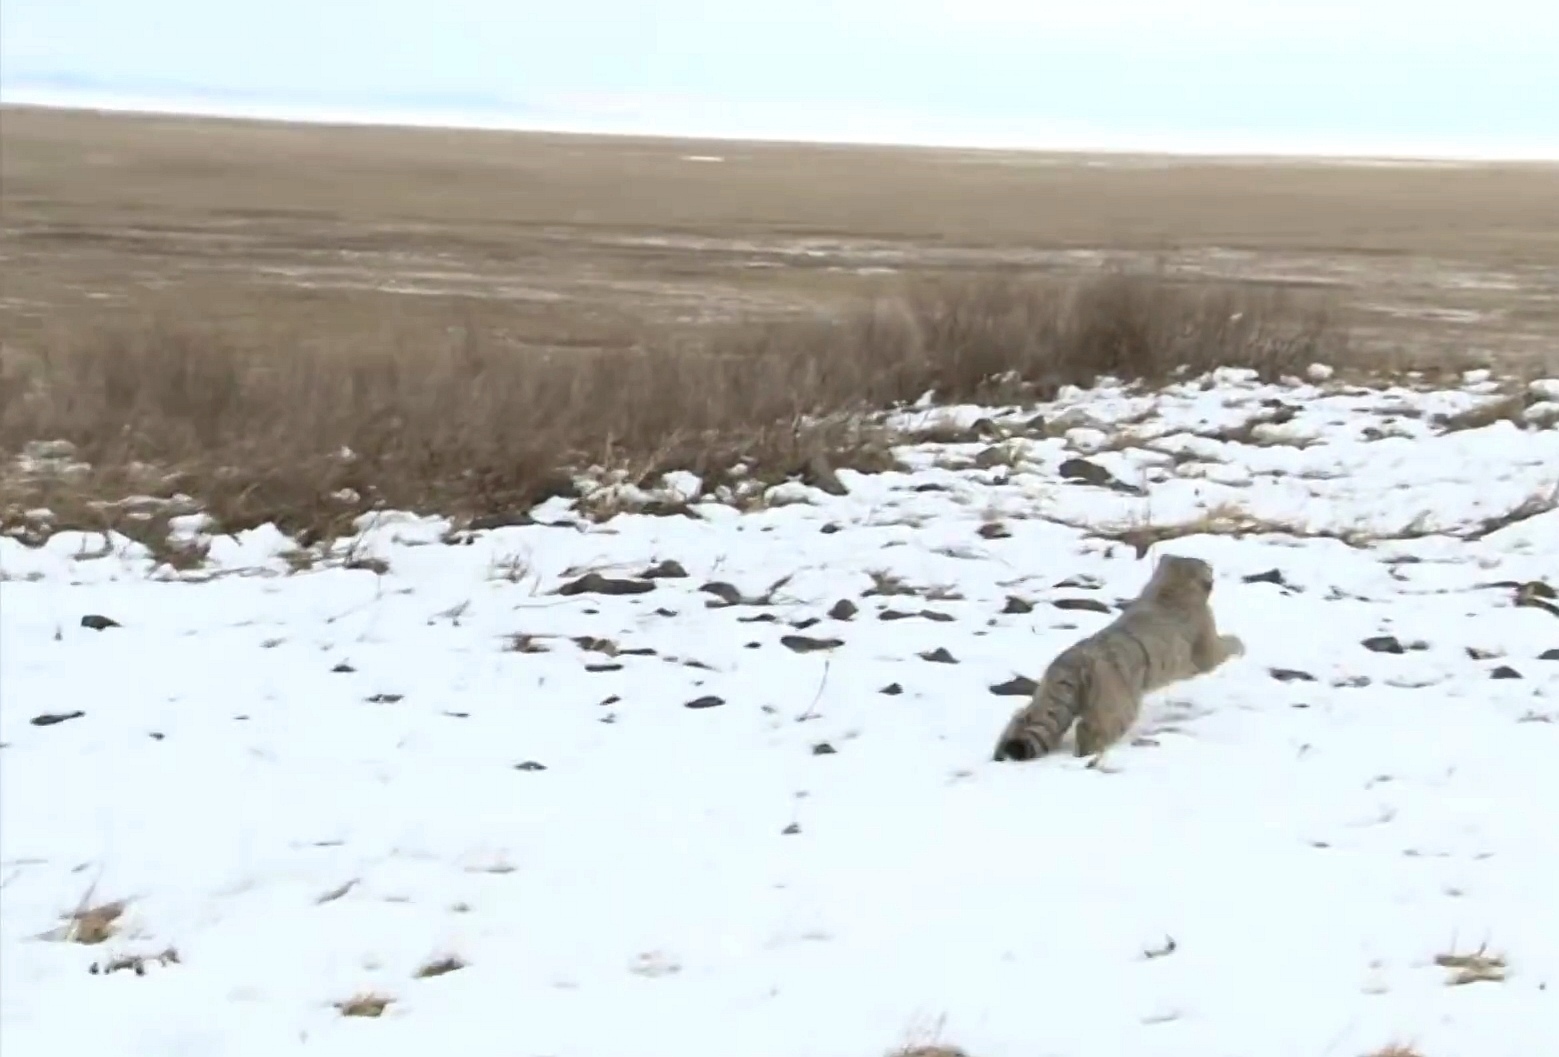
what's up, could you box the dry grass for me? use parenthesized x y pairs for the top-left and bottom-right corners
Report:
(7, 105), (1555, 545)
(1, 271), (1344, 542)
(413, 955), (466, 979)
(62, 900), (126, 945)
(1434, 392), (1529, 433)
(7, 106), (1559, 373)
(336, 992), (395, 1018)
(1434, 944), (1508, 985)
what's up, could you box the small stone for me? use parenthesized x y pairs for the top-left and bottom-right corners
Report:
(30, 711), (86, 727)
(1465, 647), (1500, 661)
(1058, 457), (1113, 485)
(331, 662), (356, 673)
(1058, 457), (1141, 494)
(811, 742), (837, 756)
(781, 822), (801, 835)
(978, 521), (1012, 540)
(790, 617), (821, 630)
(989, 676), (1039, 696)
(685, 695), (725, 709)
(918, 647), (959, 664)
(1242, 569), (1288, 586)
(802, 453), (848, 495)
(879, 682), (904, 696)
(780, 635), (845, 653)
(556, 573), (655, 597)
(466, 511), (536, 531)
(973, 445), (1012, 470)
(1540, 649), (1559, 661)
(364, 693), (404, 704)
(584, 663), (625, 673)
(1269, 668), (1317, 683)
(828, 599), (858, 620)
(1053, 598), (1112, 614)
(1361, 636), (1405, 654)
(820, 523), (841, 534)
(514, 760), (548, 771)
(1491, 666), (1523, 680)
(80, 614), (120, 631)
(641, 560), (688, 579)
(699, 581), (745, 606)
(1001, 596), (1034, 614)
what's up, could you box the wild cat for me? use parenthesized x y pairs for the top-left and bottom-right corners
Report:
(993, 555), (1245, 761)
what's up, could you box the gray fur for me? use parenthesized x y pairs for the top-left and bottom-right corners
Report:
(993, 555), (1244, 762)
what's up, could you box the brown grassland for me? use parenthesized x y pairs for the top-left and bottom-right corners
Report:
(3, 105), (1558, 541)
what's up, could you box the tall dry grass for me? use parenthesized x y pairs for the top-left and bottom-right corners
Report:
(1, 272), (1345, 541)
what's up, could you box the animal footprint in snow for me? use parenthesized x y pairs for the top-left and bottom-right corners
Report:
(1139, 698), (1212, 737)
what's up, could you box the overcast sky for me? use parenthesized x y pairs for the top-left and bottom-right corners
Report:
(3, 0), (1556, 156)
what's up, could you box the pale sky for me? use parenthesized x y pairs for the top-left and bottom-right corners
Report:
(3, 0), (1556, 157)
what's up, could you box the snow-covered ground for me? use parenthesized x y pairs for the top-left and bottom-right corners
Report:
(3, 368), (1558, 1057)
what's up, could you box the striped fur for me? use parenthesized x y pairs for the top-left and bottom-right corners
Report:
(993, 555), (1244, 762)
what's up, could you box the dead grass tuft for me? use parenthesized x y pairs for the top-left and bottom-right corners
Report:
(1079, 501), (1327, 556)
(63, 900), (127, 945)
(413, 954), (467, 979)
(1435, 944), (1507, 985)
(336, 992), (395, 1017)
(2, 272), (1347, 542)
(1433, 392), (1527, 434)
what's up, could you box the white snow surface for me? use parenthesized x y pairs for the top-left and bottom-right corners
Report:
(4, 371), (1559, 1057)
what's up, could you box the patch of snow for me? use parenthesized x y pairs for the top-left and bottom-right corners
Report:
(1529, 377), (1559, 402)
(3, 371), (1558, 1057)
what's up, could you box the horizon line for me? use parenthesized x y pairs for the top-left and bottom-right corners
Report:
(6, 88), (1559, 166)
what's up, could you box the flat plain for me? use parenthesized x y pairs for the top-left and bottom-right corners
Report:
(4, 104), (1558, 368)
(6, 105), (1559, 1057)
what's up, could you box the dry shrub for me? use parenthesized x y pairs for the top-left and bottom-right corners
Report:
(63, 900), (126, 945)
(0, 272), (1343, 539)
(335, 992), (394, 1018)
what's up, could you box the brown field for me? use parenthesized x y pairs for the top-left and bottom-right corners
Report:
(6, 105), (1559, 360)
(2, 104), (1558, 538)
